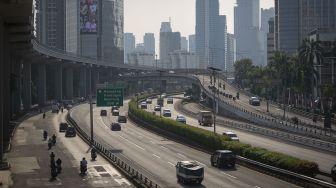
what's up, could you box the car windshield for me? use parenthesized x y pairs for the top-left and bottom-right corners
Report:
(228, 133), (237, 137)
(119, 116), (126, 120)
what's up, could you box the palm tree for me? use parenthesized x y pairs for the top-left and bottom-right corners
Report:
(270, 51), (290, 103)
(299, 38), (323, 110)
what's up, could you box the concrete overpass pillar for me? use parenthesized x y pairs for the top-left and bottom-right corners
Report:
(65, 67), (74, 99)
(79, 67), (87, 98)
(2, 24), (10, 153)
(38, 63), (46, 106)
(55, 64), (63, 101)
(23, 63), (32, 110)
(11, 59), (22, 115)
(0, 16), (4, 162)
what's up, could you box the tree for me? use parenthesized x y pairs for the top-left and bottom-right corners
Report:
(234, 58), (253, 88)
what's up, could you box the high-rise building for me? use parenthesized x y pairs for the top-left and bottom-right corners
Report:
(124, 33), (135, 64)
(144, 33), (155, 55)
(275, 0), (336, 54)
(260, 8), (275, 66)
(160, 22), (172, 32)
(234, 0), (262, 65)
(181, 37), (188, 51)
(267, 17), (275, 64)
(66, 0), (123, 64)
(226, 33), (236, 76)
(196, 0), (227, 69)
(35, 0), (65, 50)
(188, 34), (196, 53)
(169, 50), (197, 69)
(214, 15), (227, 71)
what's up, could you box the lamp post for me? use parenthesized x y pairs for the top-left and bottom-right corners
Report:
(207, 66), (222, 134)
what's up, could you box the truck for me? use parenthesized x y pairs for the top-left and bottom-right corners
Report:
(176, 161), (204, 185)
(197, 111), (213, 126)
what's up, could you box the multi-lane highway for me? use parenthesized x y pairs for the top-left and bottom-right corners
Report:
(197, 75), (335, 129)
(71, 101), (299, 188)
(144, 97), (336, 173)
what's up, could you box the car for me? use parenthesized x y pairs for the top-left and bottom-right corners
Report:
(112, 109), (119, 116)
(100, 109), (107, 116)
(118, 115), (127, 123)
(146, 98), (152, 104)
(176, 161), (204, 185)
(223, 132), (239, 141)
(167, 97), (174, 104)
(210, 150), (236, 168)
(65, 127), (76, 137)
(161, 93), (167, 98)
(59, 123), (68, 132)
(154, 105), (161, 111)
(249, 96), (261, 106)
(111, 106), (119, 112)
(176, 115), (186, 124)
(140, 101), (147, 109)
(111, 122), (121, 131)
(163, 109), (172, 117)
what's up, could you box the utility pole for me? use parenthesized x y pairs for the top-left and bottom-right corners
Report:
(208, 66), (222, 134)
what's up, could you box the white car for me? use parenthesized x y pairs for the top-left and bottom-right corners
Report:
(176, 115), (186, 124)
(162, 109), (172, 117)
(223, 132), (239, 141)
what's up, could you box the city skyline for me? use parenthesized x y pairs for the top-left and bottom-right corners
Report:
(124, 0), (274, 44)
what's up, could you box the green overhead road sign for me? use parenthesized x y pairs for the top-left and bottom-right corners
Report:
(96, 88), (123, 107)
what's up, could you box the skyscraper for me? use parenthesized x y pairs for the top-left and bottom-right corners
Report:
(144, 33), (155, 55)
(181, 37), (188, 51)
(66, 0), (123, 64)
(260, 8), (275, 66)
(196, 0), (226, 69)
(160, 22), (172, 32)
(234, 0), (262, 65)
(275, 0), (336, 54)
(35, 0), (65, 50)
(188, 34), (196, 53)
(226, 33), (236, 76)
(267, 17), (275, 64)
(124, 33), (136, 64)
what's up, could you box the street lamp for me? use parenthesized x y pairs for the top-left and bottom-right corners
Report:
(207, 66), (222, 134)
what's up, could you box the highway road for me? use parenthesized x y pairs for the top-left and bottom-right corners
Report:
(71, 101), (299, 188)
(145, 97), (336, 173)
(197, 75), (335, 130)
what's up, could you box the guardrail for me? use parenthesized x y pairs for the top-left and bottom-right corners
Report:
(66, 111), (162, 188)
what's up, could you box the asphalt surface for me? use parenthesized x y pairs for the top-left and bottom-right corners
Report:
(4, 108), (132, 188)
(71, 100), (301, 188)
(197, 75), (336, 130)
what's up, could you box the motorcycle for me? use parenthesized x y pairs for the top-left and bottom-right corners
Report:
(43, 131), (48, 140)
(91, 149), (97, 161)
(43, 113), (46, 119)
(80, 164), (87, 174)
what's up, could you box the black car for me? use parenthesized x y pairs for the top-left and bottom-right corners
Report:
(111, 123), (121, 131)
(210, 150), (236, 168)
(111, 106), (119, 112)
(59, 123), (69, 132)
(100, 110), (107, 116)
(65, 127), (76, 137)
(118, 115), (127, 123)
(112, 109), (119, 116)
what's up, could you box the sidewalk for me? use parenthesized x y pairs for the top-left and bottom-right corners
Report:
(1, 109), (133, 188)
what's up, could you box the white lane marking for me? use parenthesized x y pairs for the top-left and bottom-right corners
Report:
(254, 186), (261, 188)
(168, 162), (175, 166)
(221, 172), (237, 179)
(160, 146), (168, 150)
(152, 154), (161, 159)
(195, 160), (207, 167)
(177, 153), (186, 158)
(119, 136), (146, 151)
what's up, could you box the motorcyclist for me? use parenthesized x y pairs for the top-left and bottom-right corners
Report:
(91, 147), (97, 161)
(43, 112), (46, 119)
(48, 138), (53, 150)
(80, 157), (88, 174)
(43, 130), (48, 140)
(52, 134), (57, 145)
(56, 158), (62, 174)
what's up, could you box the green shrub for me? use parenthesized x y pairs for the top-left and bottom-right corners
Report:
(128, 97), (319, 176)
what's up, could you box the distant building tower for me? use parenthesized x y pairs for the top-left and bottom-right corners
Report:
(181, 37), (188, 51)
(124, 33), (136, 64)
(226, 33), (236, 76)
(267, 17), (275, 65)
(144, 33), (155, 55)
(188, 34), (196, 53)
(160, 22), (172, 32)
(35, 0), (65, 50)
(260, 8), (275, 66)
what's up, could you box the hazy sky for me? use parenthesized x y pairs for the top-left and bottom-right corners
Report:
(125, 0), (274, 46)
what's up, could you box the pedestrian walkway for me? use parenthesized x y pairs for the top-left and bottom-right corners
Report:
(1, 109), (133, 188)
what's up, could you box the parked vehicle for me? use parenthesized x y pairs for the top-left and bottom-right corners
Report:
(65, 127), (76, 137)
(176, 115), (187, 124)
(222, 132), (239, 141)
(59, 123), (68, 132)
(249, 97), (261, 106)
(100, 110), (107, 116)
(163, 109), (172, 117)
(111, 123), (121, 131)
(118, 115), (127, 123)
(146, 98), (152, 104)
(112, 109), (119, 116)
(154, 105), (161, 111)
(210, 150), (236, 168)
(140, 102), (147, 109)
(167, 97), (174, 104)
(197, 111), (213, 126)
(176, 161), (204, 185)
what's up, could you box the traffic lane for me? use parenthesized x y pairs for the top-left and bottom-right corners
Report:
(179, 100), (336, 173)
(143, 98), (299, 188)
(98, 106), (257, 188)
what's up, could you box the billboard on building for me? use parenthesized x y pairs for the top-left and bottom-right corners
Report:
(80, 0), (98, 33)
